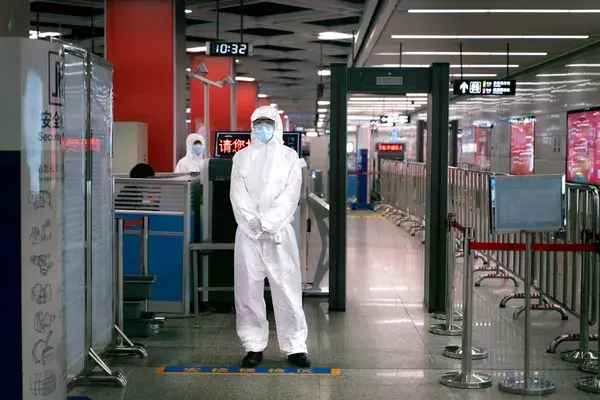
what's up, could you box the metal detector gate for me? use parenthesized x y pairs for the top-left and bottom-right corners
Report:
(328, 63), (450, 312)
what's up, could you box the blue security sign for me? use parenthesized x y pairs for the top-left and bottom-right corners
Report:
(453, 80), (516, 96)
(391, 128), (399, 143)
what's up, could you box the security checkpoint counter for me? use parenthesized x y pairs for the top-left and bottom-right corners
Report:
(114, 173), (202, 315)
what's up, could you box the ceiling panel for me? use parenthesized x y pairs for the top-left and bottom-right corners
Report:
(31, 0), (600, 130)
(367, 5), (600, 89)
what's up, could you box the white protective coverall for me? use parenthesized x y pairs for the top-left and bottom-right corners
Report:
(230, 106), (308, 355)
(175, 132), (205, 173)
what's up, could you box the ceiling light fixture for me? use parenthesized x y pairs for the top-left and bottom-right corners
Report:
(270, 103), (277, 108)
(318, 31), (353, 40)
(186, 108), (191, 113)
(317, 108), (328, 112)
(378, 51), (546, 56)
(29, 30), (62, 39)
(258, 94), (269, 98)
(407, 9), (600, 14)
(318, 70), (331, 76)
(235, 76), (255, 82)
(391, 35), (589, 39)
(186, 67), (191, 72)
(187, 46), (207, 53)
(372, 64), (519, 68)
(567, 63), (600, 67)
(278, 110), (284, 114)
(185, 9), (192, 14)
(348, 98), (427, 102)
(537, 72), (600, 77)
(450, 73), (497, 77)
(318, 100), (330, 105)
(284, 115), (289, 119)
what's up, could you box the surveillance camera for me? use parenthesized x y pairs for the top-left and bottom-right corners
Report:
(221, 76), (235, 86)
(193, 63), (208, 75)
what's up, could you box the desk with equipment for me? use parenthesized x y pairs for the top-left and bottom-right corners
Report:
(193, 131), (306, 310)
(115, 174), (201, 320)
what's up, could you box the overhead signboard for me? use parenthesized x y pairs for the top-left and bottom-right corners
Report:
(206, 42), (252, 57)
(214, 131), (301, 159)
(453, 79), (516, 96)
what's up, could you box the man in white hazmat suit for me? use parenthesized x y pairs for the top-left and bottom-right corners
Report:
(229, 105), (310, 368)
(174, 131), (205, 173)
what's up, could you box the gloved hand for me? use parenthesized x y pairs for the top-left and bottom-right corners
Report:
(258, 231), (282, 244)
(259, 232), (273, 241)
(249, 218), (262, 236)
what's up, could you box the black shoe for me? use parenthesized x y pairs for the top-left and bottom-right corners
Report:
(242, 351), (263, 367)
(288, 353), (310, 368)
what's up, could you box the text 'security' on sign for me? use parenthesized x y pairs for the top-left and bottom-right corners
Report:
(377, 143), (405, 153)
(453, 80), (516, 96)
(214, 132), (301, 159)
(61, 138), (101, 152)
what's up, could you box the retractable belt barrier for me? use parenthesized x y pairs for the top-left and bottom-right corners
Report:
(376, 160), (600, 372)
(375, 160), (600, 395)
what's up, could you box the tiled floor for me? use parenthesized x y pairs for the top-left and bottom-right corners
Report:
(69, 212), (600, 399)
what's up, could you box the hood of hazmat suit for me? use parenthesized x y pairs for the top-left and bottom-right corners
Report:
(229, 105), (308, 356)
(174, 131), (206, 174)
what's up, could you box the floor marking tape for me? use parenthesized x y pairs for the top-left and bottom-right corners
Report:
(155, 366), (341, 376)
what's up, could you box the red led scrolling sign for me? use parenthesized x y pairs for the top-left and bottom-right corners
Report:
(61, 138), (101, 153)
(377, 143), (405, 152)
(217, 138), (291, 155)
(218, 138), (252, 155)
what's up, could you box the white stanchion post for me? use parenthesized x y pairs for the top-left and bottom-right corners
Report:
(116, 219), (125, 343)
(498, 233), (556, 395)
(440, 231), (492, 389)
(141, 215), (149, 312)
(430, 213), (462, 336)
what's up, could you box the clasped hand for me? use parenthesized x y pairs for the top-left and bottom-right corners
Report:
(249, 218), (282, 244)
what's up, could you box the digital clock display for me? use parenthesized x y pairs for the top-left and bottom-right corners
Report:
(206, 42), (252, 57)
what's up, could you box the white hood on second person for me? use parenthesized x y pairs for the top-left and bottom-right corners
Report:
(175, 132), (205, 173)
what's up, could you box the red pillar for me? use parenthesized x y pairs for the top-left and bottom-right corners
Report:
(236, 81), (257, 131)
(189, 55), (233, 156)
(106, 0), (182, 172)
(258, 97), (270, 107)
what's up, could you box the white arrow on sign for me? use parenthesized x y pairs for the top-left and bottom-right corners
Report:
(460, 82), (469, 94)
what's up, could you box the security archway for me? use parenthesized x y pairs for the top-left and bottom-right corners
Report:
(328, 63), (450, 312)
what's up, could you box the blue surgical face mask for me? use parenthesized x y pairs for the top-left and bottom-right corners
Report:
(254, 124), (275, 143)
(192, 145), (203, 155)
